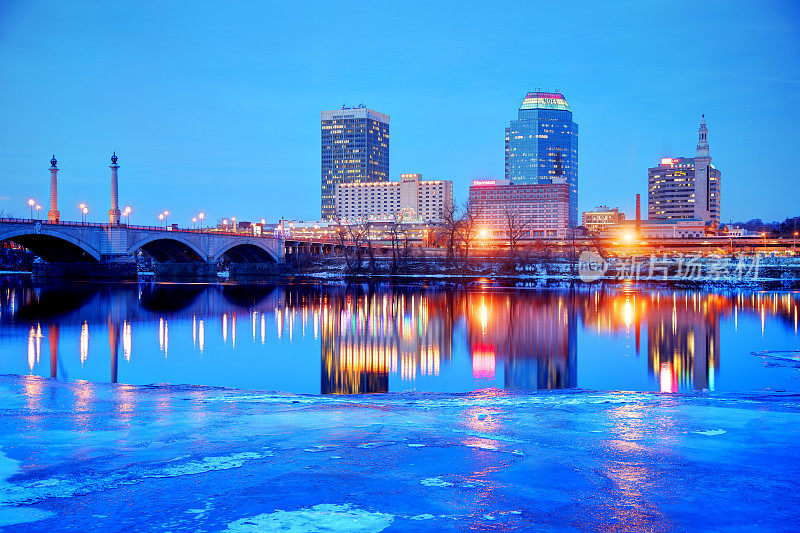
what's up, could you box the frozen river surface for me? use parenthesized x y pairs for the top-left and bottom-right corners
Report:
(1, 375), (799, 531)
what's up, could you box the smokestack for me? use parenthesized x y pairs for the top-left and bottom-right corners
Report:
(635, 194), (641, 236)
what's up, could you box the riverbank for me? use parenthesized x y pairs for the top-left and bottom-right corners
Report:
(1, 375), (799, 531)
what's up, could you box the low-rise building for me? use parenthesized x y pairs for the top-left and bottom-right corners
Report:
(335, 173), (453, 223)
(468, 178), (571, 239)
(602, 219), (706, 239)
(581, 206), (625, 234)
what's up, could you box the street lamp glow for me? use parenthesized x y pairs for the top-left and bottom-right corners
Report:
(27, 198), (35, 219)
(479, 229), (487, 238)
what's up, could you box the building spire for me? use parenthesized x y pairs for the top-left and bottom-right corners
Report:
(696, 114), (709, 159)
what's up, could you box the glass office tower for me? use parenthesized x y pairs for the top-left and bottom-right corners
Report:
(321, 105), (390, 220)
(505, 91), (578, 227)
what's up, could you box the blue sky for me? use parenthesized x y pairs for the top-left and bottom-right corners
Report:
(1, 0), (798, 225)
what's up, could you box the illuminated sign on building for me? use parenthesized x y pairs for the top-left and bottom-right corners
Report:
(471, 179), (511, 187)
(661, 158), (674, 166)
(519, 92), (571, 111)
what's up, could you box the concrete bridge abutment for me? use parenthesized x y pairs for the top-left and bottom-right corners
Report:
(153, 262), (218, 281)
(229, 262), (292, 280)
(32, 260), (138, 280)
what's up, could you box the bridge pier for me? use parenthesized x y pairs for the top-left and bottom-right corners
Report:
(229, 262), (291, 280)
(154, 262), (217, 281)
(32, 260), (137, 280)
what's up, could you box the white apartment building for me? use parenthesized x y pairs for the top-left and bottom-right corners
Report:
(335, 173), (453, 223)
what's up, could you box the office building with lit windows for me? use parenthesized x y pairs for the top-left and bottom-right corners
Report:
(468, 178), (571, 239)
(648, 116), (721, 225)
(505, 90), (578, 227)
(581, 206), (625, 234)
(335, 173), (453, 223)
(321, 105), (390, 220)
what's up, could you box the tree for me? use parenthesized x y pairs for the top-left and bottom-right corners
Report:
(388, 214), (404, 273)
(361, 218), (377, 273)
(503, 208), (533, 268)
(333, 217), (358, 272)
(457, 200), (483, 269)
(439, 204), (462, 269)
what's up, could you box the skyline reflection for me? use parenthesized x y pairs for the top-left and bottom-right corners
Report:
(0, 279), (798, 394)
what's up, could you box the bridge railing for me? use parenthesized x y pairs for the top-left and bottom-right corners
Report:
(0, 217), (281, 239)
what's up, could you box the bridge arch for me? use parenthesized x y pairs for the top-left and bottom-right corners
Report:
(214, 240), (280, 263)
(0, 228), (102, 263)
(127, 236), (207, 263)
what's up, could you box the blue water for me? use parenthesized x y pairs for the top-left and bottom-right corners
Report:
(0, 278), (798, 394)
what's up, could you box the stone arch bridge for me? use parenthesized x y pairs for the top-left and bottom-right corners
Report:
(0, 219), (285, 279)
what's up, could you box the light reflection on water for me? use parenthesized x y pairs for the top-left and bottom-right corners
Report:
(0, 279), (798, 394)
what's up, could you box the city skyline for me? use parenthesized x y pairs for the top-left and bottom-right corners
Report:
(1, 1), (799, 225)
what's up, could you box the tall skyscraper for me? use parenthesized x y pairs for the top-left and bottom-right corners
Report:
(505, 91), (578, 227)
(648, 116), (722, 225)
(321, 105), (389, 220)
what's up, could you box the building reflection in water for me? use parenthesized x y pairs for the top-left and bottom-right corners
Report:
(318, 289), (452, 394)
(466, 291), (577, 390)
(1, 277), (799, 394)
(581, 291), (729, 392)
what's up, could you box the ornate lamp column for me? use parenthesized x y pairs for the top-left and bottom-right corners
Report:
(47, 155), (60, 223)
(109, 151), (121, 225)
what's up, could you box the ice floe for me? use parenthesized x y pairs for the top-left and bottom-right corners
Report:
(420, 477), (453, 487)
(223, 503), (392, 532)
(693, 429), (727, 436)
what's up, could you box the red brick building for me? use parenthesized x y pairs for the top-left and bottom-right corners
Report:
(468, 179), (571, 239)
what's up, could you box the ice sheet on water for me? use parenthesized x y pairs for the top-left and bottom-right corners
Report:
(223, 503), (392, 533)
(0, 451), (269, 507)
(752, 350), (800, 369)
(0, 448), (54, 527)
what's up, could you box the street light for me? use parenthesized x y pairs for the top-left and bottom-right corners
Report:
(192, 217), (197, 229)
(198, 212), (205, 230)
(158, 213), (165, 228)
(624, 232), (633, 255)
(27, 198), (35, 219)
(163, 210), (170, 228)
(794, 231), (798, 254)
(35, 204), (41, 220)
(761, 232), (767, 255)
(79, 203), (86, 223)
(123, 206), (131, 226)
(82, 207), (88, 224)
(222, 219), (229, 232)
(231, 216), (237, 233)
